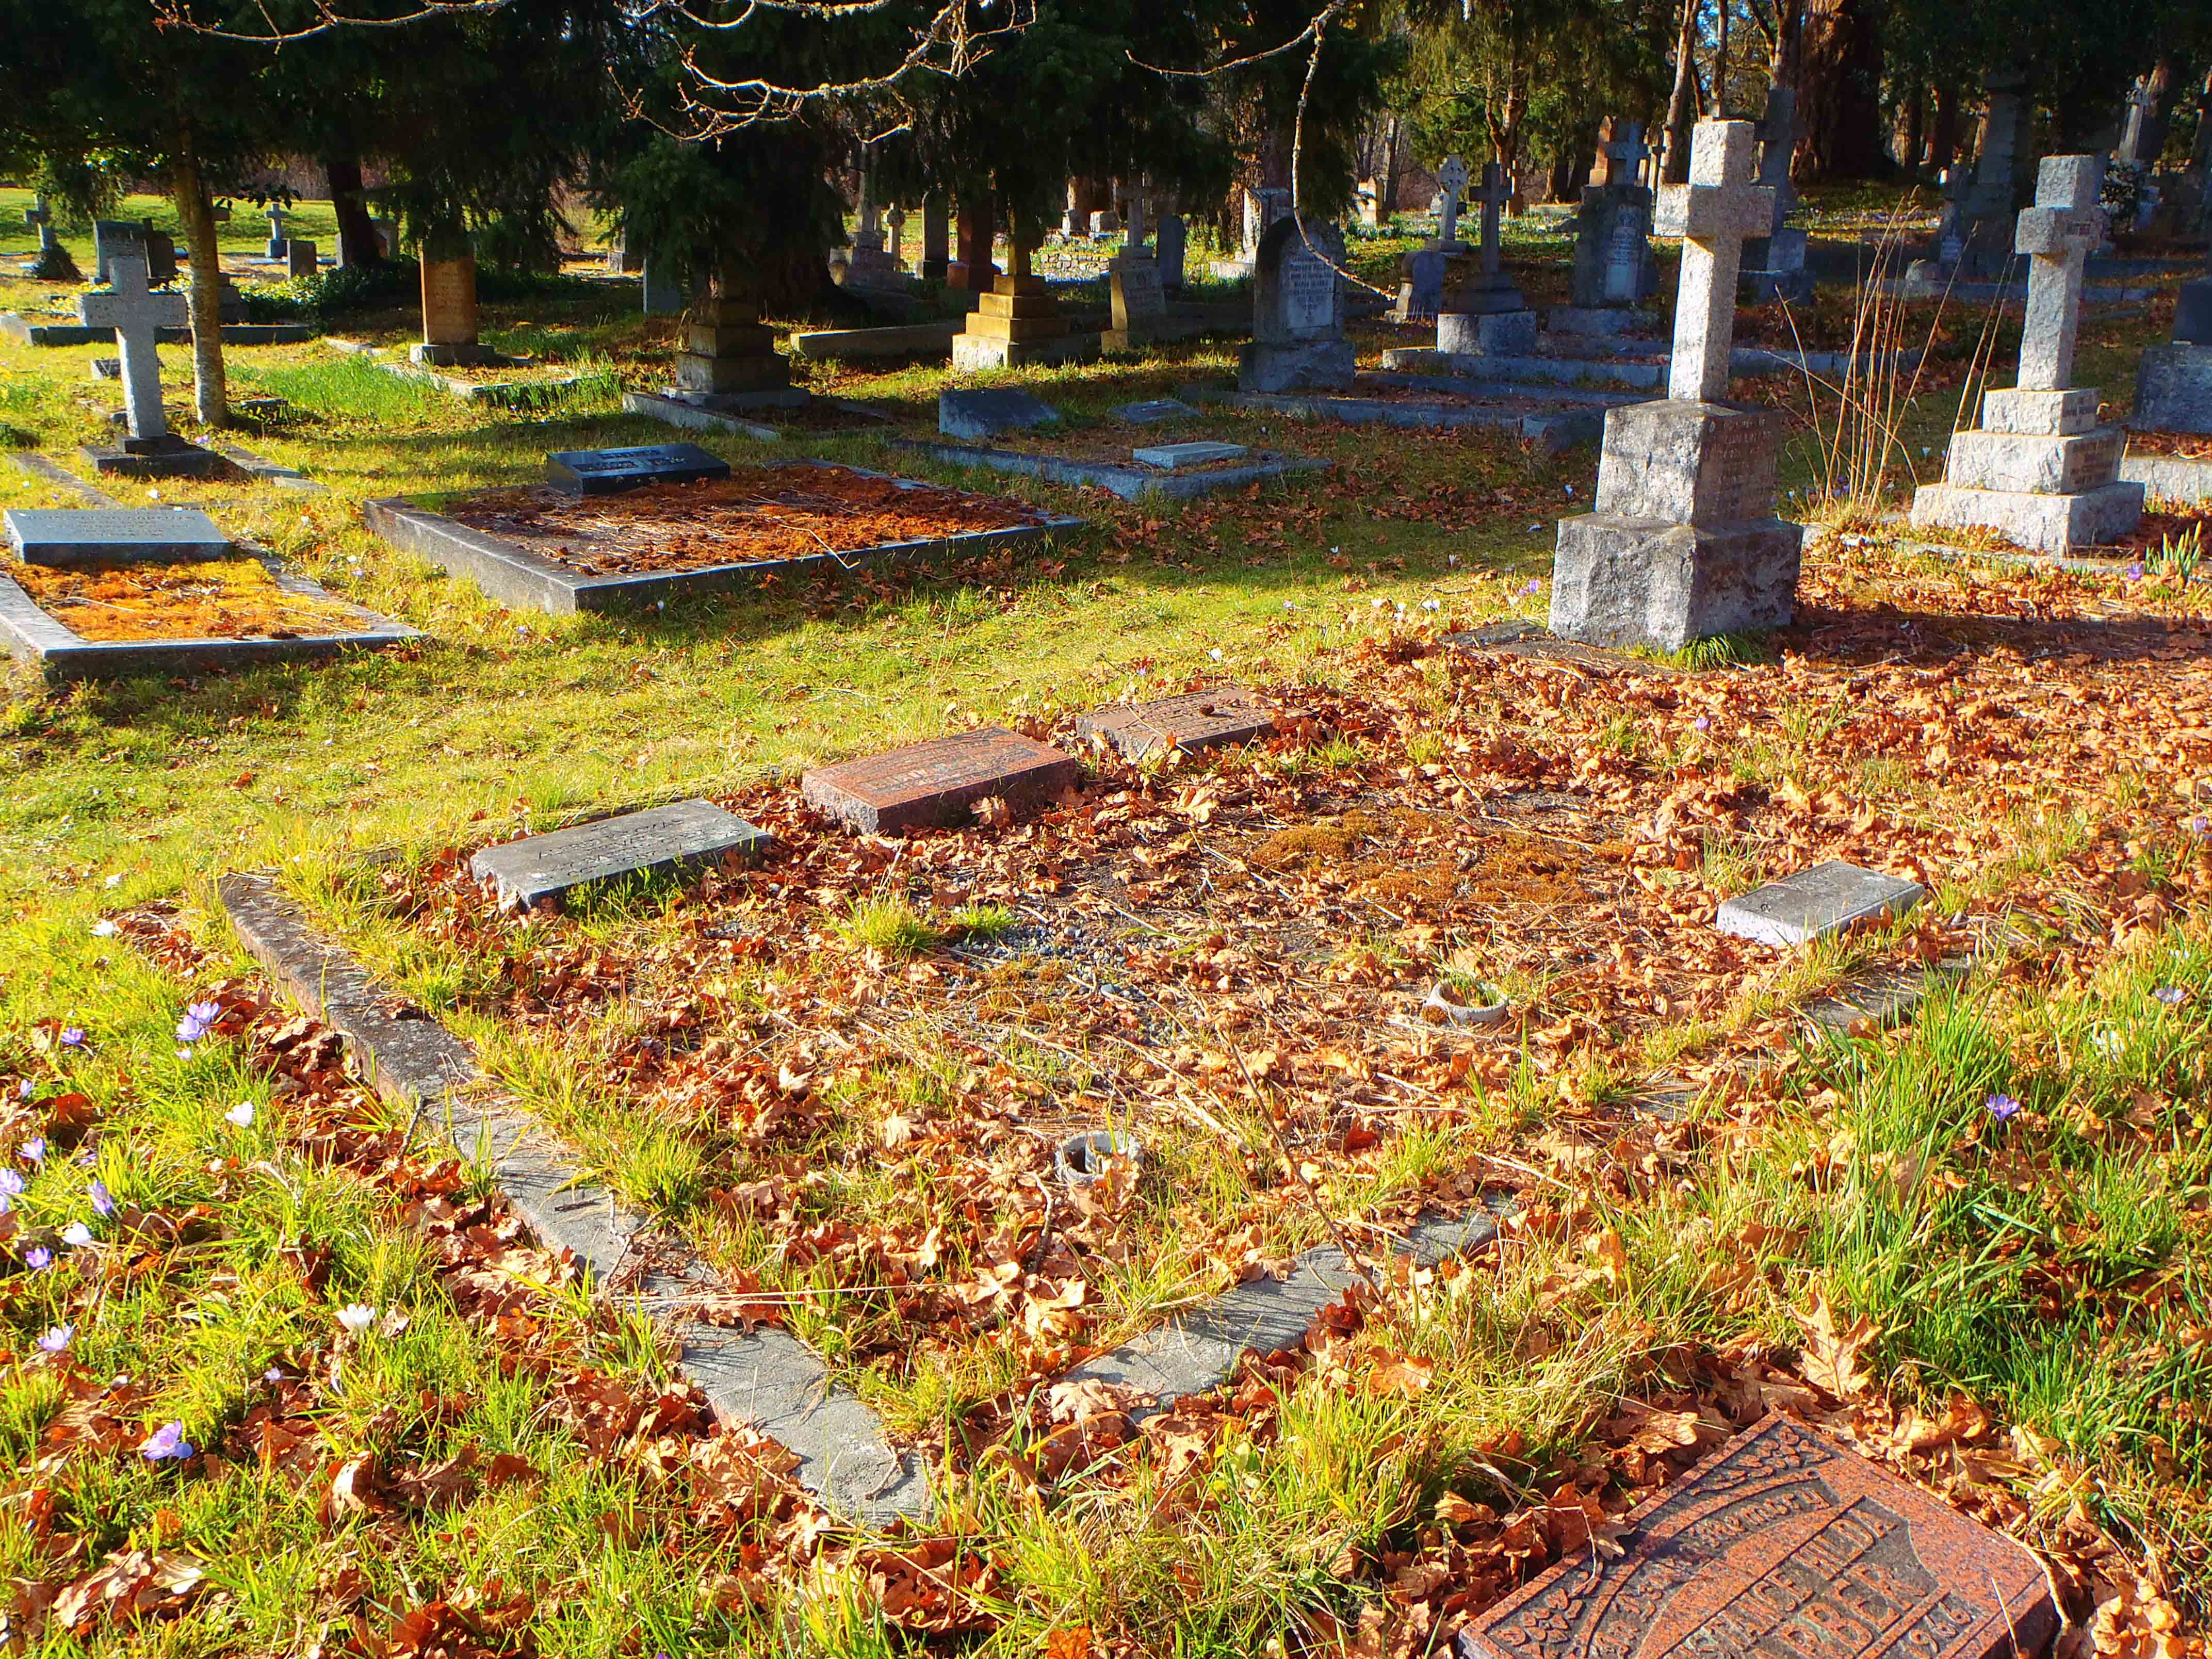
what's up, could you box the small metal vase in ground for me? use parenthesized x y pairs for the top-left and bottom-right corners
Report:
(1421, 981), (1509, 1028)
(1055, 1129), (1142, 1186)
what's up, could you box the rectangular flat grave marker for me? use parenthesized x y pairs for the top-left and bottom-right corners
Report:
(1075, 688), (1279, 761)
(1458, 1413), (2056, 1659)
(803, 727), (1079, 834)
(1117, 397), (1198, 425)
(546, 443), (733, 496)
(4, 507), (231, 566)
(1133, 441), (1250, 470)
(470, 800), (772, 909)
(1717, 860), (1926, 948)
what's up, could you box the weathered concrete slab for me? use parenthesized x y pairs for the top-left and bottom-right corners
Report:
(1717, 860), (1926, 948)
(939, 387), (1060, 441)
(470, 799), (772, 909)
(1075, 687), (1279, 761)
(888, 438), (1329, 503)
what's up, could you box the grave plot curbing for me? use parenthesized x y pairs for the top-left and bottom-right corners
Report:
(2120, 452), (2212, 503)
(470, 799), (773, 909)
(216, 872), (932, 1523)
(887, 437), (1332, 503)
(7, 453), (124, 507)
(0, 314), (312, 348)
(363, 462), (1084, 617)
(0, 544), (419, 681)
(376, 357), (590, 408)
(1213, 385), (1615, 456)
(622, 389), (896, 443)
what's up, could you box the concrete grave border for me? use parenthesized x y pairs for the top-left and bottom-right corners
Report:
(364, 460), (1085, 617)
(1203, 382), (1616, 457)
(623, 389), (897, 444)
(886, 437), (1332, 502)
(216, 871), (933, 1523)
(2120, 452), (2212, 503)
(1, 313), (312, 348)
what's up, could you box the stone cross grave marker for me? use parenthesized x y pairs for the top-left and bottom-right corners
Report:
(265, 207), (287, 259)
(1459, 1414), (2058, 1659)
(470, 800), (771, 910)
(1474, 160), (1511, 278)
(2015, 153), (2105, 392)
(1435, 155), (1469, 247)
(24, 198), (55, 255)
(1605, 121), (1651, 187)
(545, 442), (732, 496)
(76, 255), (188, 447)
(803, 728), (1079, 835)
(1656, 120), (1775, 403)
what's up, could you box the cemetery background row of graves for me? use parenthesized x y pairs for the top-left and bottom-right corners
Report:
(4, 0), (2212, 1652)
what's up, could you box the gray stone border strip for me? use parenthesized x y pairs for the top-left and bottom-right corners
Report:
(623, 389), (898, 444)
(2, 313), (312, 348)
(0, 542), (420, 681)
(215, 871), (931, 1523)
(1804, 520), (2142, 577)
(1374, 343), (1921, 391)
(364, 460), (1086, 616)
(1209, 386), (1608, 456)
(9, 452), (122, 506)
(2120, 452), (2212, 504)
(886, 438), (1333, 502)
(215, 443), (327, 494)
(375, 358), (593, 409)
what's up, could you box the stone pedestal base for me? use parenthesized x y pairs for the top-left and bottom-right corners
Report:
(85, 433), (229, 479)
(1237, 338), (1356, 394)
(2134, 341), (2212, 434)
(657, 385), (812, 413)
(410, 342), (510, 368)
(950, 332), (1098, 371)
(1545, 306), (1651, 337)
(1944, 426), (2125, 494)
(1909, 479), (2146, 555)
(673, 350), (790, 395)
(1551, 515), (1804, 652)
(674, 295), (791, 395)
(1437, 309), (1537, 356)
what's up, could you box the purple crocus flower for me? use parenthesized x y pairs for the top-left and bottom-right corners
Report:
(141, 1421), (194, 1462)
(2154, 986), (2186, 1006)
(1521, 578), (1542, 595)
(58, 1030), (84, 1050)
(24, 1246), (51, 1271)
(1986, 1092), (2021, 1123)
(15, 1080), (30, 1099)
(175, 1002), (221, 1045)
(36, 1324), (71, 1354)
(2126, 562), (2146, 581)
(0, 1170), (23, 1198)
(1694, 715), (1711, 733)
(89, 1180), (112, 1217)
(22, 1139), (43, 1164)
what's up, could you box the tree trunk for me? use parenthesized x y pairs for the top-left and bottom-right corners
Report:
(1928, 79), (1960, 172)
(1715, 0), (1730, 116)
(1796, 0), (1886, 178)
(170, 150), (229, 430)
(1898, 83), (1925, 172)
(324, 154), (380, 267)
(1663, 0), (1703, 183)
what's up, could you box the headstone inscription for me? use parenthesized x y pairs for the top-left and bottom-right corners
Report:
(802, 728), (1081, 835)
(1075, 688), (1278, 761)
(286, 240), (318, 280)
(1912, 155), (2144, 552)
(1569, 122), (1655, 311)
(2133, 244), (2212, 433)
(4, 508), (231, 567)
(469, 800), (772, 910)
(545, 443), (733, 496)
(1239, 217), (1355, 394)
(414, 255), (498, 367)
(74, 254), (219, 478)
(1550, 120), (1803, 652)
(1436, 161), (1536, 356)
(1457, 1414), (2059, 1659)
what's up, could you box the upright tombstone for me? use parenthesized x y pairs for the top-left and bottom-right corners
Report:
(1239, 217), (1355, 393)
(948, 197), (996, 292)
(1551, 121), (1802, 652)
(1433, 155), (1470, 249)
(641, 256), (684, 316)
(951, 237), (1086, 369)
(845, 152), (898, 284)
(1436, 162), (1536, 356)
(1913, 156), (2144, 552)
(1569, 122), (1656, 312)
(265, 206), (288, 260)
(920, 194), (950, 282)
(1394, 155), (1470, 322)
(1956, 69), (2031, 276)
(1739, 86), (1810, 301)
(94, 220), (172, 288)
(413, 251), (498, 367)
(605, 234), (642, 275)
(371, 217), (398, 258)
(886, 206), (907, 271)
(1356, 178), (1384, 228)
(673, 253), (795, 401)
(286, 240), (318, 280)
(75, 254), (221, 478)
(1156, 213), (1188, 290)
(1104, 258), (1168, 353)
(21, 196), (76, 281)
(2133, 246), (2212, 433)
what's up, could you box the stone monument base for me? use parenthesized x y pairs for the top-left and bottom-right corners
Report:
(950, 274), (1096, 370)
(658, 385), (813, 412)
(1552, 516), (1803, 652)
(950, 333), (1098, 371)
(85, 432), (230, 479)
(1237, 338), (1356, 394)
(1437, 309), (1537, 355)
(1909, 480), (2146, 555)
(1911, 382), (2145, 553)
(411, 342), (514, 369)
(2134, 342), (2212, 434)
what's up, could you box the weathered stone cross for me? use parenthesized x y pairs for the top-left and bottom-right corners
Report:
(1656, 120), (1775, 403)
(2013, 154), (2105, 391)
(1476, 161), (1511, 276)
(24, 197), (55, 253)
(1436, 155), (1469, 247)
(76, 253), (188, 444)
(1606, 122), (1652, 188)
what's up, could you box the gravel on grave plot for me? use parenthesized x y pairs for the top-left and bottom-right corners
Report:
(442, 465), (1064, 577)
(6, 557), (372, 643)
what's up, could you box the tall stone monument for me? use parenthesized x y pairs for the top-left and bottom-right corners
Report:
(264, 206), (288, 260)
(413, 246), (502, 368)
(76, 253), (222, 478)
(2133, 246), (2212, 433)
(1156, 213), (1188, 290)
(1239, 217), (1355, 393)
(1394, 155), (1468, 322)
(947, 198), (996, 292)
(1551, 121), (1802, 652)
(1436, 162), (1535, 356)
(1958, 69), (2031, 276)
(1739, 87), (1810, 301)
(919, 194), (949, 283)
(951, 238), (1089, 369)
(1567, 123), (1656, 316)
(672, 253), (801, 405)
(1913, 155), (2144, 552)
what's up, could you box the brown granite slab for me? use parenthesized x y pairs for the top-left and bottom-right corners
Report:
(1074, 686), (1282, 762)
(802, 726), (1079, 834)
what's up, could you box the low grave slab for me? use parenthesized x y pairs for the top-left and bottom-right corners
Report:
(0, 314), (312, 348)
(1213, 379), (1625, 457)
(83, 433), (231, 481)
(0, 544), (417, 681)
(1134, 441), (1248, 469)
(803, 727), (1079, 834)
(1116, 398), (1199, 425)
(622, 388), (893, 443)
(1075, 687), (1280, 761)
(5, 507), (230, 566)
(940, 387), (1061, 441)
(1717, 860), (1926, 948)
(546, 442), (731, 496)
(1459, 1413), (2056, 1659)
(888, 437), (1329, 503)
(364, 461), (1082, 616)
(471, 799), (772, 909)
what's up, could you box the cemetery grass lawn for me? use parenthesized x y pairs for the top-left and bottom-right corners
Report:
(3, 274), (2212, 1652)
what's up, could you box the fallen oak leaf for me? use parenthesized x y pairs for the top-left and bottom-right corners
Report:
(1795, 1291), (1876, 1402)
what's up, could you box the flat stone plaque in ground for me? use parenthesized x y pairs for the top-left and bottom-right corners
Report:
(939, 387), (1061, 441)
(546, 443), (731, 496)
(1075, 688), (1279, 761)
(4, 507), (230, 565)
(469, 799), (773, 909)
(1717, 860), (1926, 948)
(1133, 441), (1249, 470)
(1458, 1413), (2056, 1659)
(803, 727), (1079, 834)
(1116, 397), (1198, 425)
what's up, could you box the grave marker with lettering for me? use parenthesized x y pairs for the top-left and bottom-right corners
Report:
(286, 240), (318, 280)
(2133, 243), (2212, 434)
(1569, 122), (1655, 312)
(1240, 217), (1355, 394)
(4, 508), (231, 567)
(470, 800), (772, 909)
(545, 443), (732, 496)
(803, 728), (1079, 834)
(1105, 259), (1169, 352)
(1075, 688), (1278, 761)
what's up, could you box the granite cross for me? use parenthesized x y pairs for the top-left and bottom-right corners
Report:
(1656, 120), (1775, 403)
(1606, 122), (1652, 188)
(75, 253), (188, 444)
(24, 197), (55, 253)
(886, 205), (905, 265)
(2013, 154), (2105, 392)
(1436, 155), (1469, 247)
(1476, 161), (1512, 278)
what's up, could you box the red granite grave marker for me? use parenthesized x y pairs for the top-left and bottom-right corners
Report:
(802, 727), (1079, 834)
(1458, 1416), (2056, 1659)
(1074, 687), (1282, 762)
